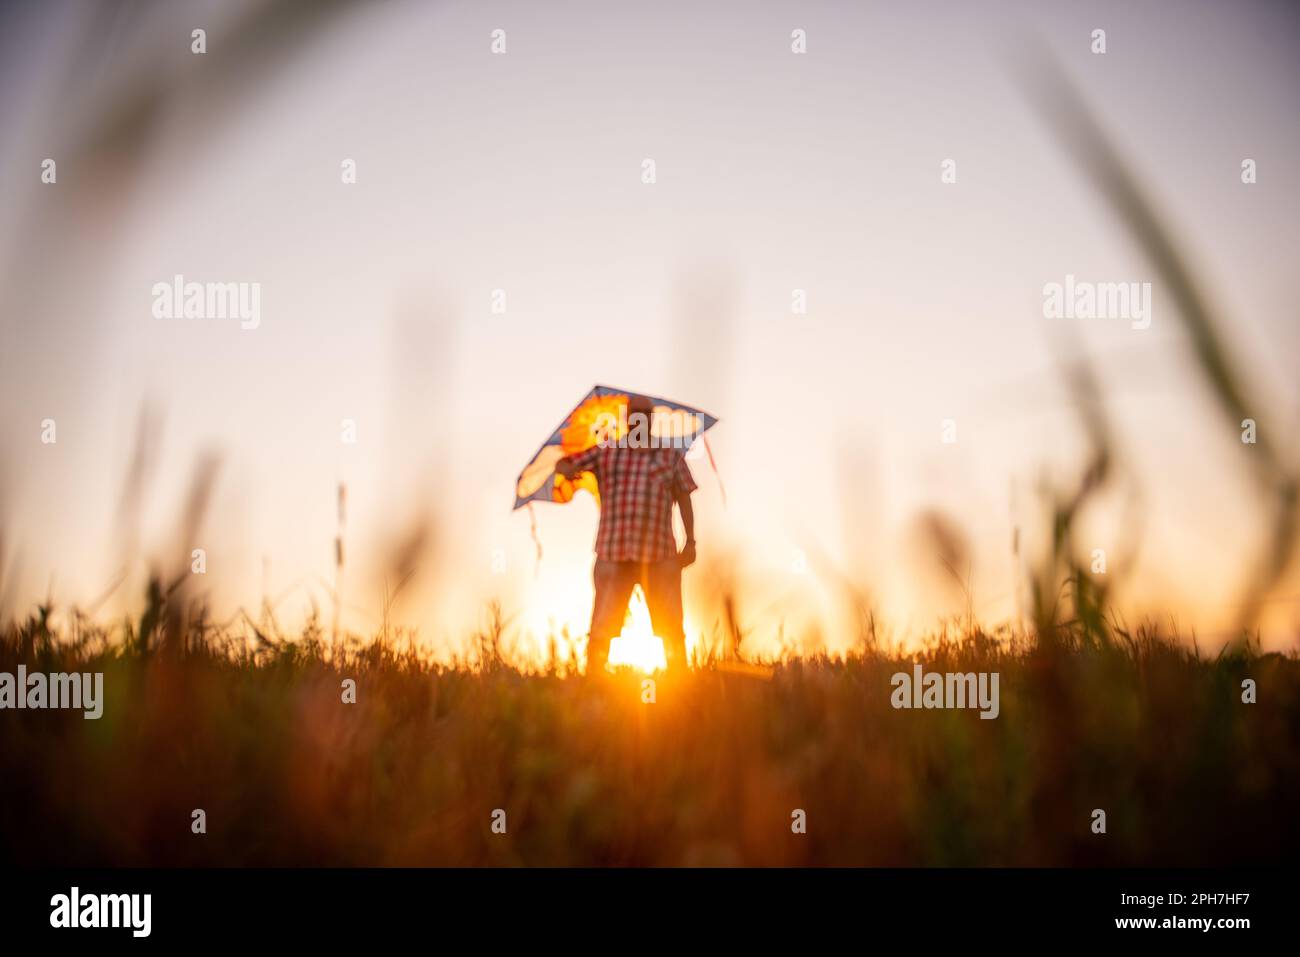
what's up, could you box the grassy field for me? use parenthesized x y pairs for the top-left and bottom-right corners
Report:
(3, 604), (1296, 867)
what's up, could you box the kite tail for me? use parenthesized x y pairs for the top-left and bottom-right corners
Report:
(527, 502), (544, 577)
(702, 434), (727, 507)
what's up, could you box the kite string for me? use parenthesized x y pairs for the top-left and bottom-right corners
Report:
(527, 502), (544, 578)
(702, 434), (727, 508)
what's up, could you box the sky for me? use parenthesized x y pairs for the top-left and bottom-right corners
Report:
(1, 0), (1298, 656)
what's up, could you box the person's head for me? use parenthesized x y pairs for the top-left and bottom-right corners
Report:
(625, 395), (655, 448)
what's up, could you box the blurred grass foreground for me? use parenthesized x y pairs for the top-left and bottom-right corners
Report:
(2, 604), (1296, 866)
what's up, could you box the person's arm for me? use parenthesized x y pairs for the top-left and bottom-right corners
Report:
(556, 447), (599, 481)
(672, 452), (699, 566)
(675, 487), (696, 567)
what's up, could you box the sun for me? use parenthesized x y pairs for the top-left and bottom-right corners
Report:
(606, 585), (667, 673)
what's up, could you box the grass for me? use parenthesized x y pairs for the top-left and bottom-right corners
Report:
(3, 604), (1296, 867)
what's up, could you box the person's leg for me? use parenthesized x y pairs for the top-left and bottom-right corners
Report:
(587, 559), (636, 676)
(645, 557), (688, 672)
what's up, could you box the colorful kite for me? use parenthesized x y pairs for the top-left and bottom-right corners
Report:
(513, 385), (720, 512)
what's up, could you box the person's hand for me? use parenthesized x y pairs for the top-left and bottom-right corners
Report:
(679, 541), (697, 568)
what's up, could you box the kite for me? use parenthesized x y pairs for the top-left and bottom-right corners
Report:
(513, 385), (720, 512)
(513, 386), (723, 571)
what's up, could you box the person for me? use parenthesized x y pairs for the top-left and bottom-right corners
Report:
(555, 395), (697, 675)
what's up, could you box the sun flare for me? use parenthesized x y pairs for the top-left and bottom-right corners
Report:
(606, 585), (667, 673)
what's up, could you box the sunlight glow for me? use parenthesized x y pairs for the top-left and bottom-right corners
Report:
(606, 585), (667, 673)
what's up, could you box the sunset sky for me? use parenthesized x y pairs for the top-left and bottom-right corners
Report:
(1, 0), (1298, 655)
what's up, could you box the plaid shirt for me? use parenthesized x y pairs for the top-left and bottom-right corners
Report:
(565, 446), (697, 562)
